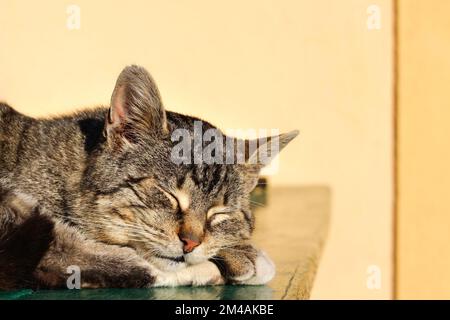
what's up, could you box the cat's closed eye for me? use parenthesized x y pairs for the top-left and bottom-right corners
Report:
(206, 205), (229, 218)
(207, 205), (234, 226)
(155, 186), (181, 212)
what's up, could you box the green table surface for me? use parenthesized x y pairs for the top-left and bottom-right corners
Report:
(1, 186), (330, 300)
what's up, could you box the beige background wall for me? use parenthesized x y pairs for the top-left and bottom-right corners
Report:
(397, 0), (450, 299)
(0, 0), (393, 298)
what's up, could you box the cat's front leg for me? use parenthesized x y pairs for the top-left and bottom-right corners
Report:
(212, 245), (276, 285)
(35, 221), (157, 289)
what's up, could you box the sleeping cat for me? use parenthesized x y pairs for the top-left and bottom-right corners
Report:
(0, 65), (298, 290)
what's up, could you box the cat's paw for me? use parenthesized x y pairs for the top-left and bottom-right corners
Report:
(152, 261), (224, 287)
(238, 250), (275, 285)
(214, 247), (275, 285)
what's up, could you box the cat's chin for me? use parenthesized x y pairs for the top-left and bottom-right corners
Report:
(152, 257), (187, 272)
(184, 253), (208, 266)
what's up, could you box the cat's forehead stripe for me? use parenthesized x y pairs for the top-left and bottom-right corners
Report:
(175, 190), (190, 212)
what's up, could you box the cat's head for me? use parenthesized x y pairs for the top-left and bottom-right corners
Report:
(81, 65), (298, 271)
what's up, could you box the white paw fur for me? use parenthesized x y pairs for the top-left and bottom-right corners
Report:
(239, 250), (276, 285)
(153, 261), (224, 287)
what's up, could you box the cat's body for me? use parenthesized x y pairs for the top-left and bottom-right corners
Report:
(0, 66), (297, 290)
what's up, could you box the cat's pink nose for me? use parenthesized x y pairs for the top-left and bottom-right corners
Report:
(181, 237), (200, 253)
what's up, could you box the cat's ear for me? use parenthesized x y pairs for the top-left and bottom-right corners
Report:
(105, 65), (168, 148)
(239, 130), (298, 192)
(242, 130), (299, 167)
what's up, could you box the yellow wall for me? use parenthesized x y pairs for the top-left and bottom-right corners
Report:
(0, 0), (393, 298)
(397, 0), (450, 299)
(310, 0), (393, 299)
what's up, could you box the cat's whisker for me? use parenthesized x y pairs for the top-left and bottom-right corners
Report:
(249, 199), (265, 205)
(248, 200), (266, 208)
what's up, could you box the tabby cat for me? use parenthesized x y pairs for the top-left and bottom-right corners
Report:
(0, 65), (298, 290)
